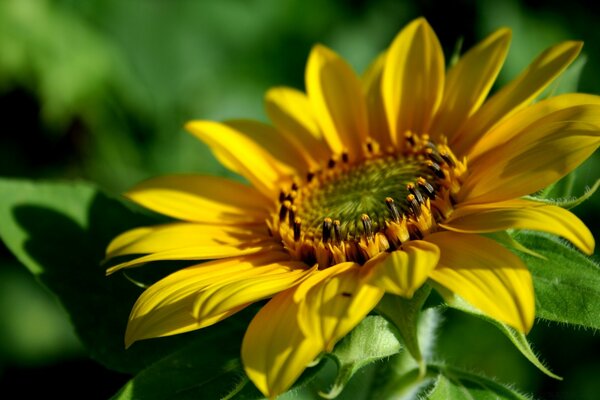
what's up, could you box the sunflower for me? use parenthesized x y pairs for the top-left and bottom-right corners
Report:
(105, 18), (599, 398)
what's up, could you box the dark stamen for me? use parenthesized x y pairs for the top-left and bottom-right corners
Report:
(322, 217), (333, 242)
(291, 182), (298, 191)
(279, 191), (286, 203)
(279, 200), (290, 222)
(426, 148), (445, 165)
(407, 194), (421, 217)
(288, 205), (296, 227)
(328, 158), (336, 169)
(293, 218), (302, 241)
(361, 214), (373, 239)
(366, 141), (373, 153)
(333, 220), (342, 243)
(407, 183), (424, 204)
(385, 197), (401, 222)
(307, 171), (315, 183)
(426, 160), (446, 179)
(441, 151), (456, 168)
(417, 177), (436, 199)
(342, 152), (349, 163)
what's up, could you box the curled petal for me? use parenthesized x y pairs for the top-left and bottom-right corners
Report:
(295, 262), (385, 351)
(443, 199), (595, 255)
(365, 240), (440, 297)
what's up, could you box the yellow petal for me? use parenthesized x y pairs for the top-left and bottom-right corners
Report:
(296, 262), (385, 351)
(306, 44), (368, 160)
(458, 104), (600, 204)
(264, 86), (331, 166)
(362, 51), (393, 149)
(224, 119), (311, 175)
(125, 174), (269, 224)
(468, 93), (600, 161)
(186, 121), (291, 197)
(106, 242), (279, 275)
(106, 223), (265, 260)
(365, 240), (440, 297)
(125, 252), (288, 347)
(242, 288), (322, 399)
(442, 199), (595, 255)
(427, 232), (535, 332)
(193, 261), (314, 322)
(431, 28), (511, 141)
(452, 41), (583, 155)
(382, 17), (444, 145)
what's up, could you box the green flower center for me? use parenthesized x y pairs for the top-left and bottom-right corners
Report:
(297, 155), (435, 239)
(271, 135), (466, 268)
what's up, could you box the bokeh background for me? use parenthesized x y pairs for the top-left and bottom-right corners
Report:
(1, 0), (598, 399)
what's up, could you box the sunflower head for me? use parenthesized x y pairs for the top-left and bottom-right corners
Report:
(106, 17), (599, 399)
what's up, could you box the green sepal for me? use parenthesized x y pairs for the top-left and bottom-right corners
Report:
(425, 364), (532, 400)
(526, 178), (600, 209)
(376, 285), (432, 374)
(365, 308), (442, 399)
(319, 315), (404, 398)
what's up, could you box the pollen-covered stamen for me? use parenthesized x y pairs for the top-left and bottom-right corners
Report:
(271, 133), (466, 268)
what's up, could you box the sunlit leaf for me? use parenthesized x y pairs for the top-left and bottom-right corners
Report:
(512, 231), (600, 330)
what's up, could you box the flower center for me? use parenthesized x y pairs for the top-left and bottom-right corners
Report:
(269, 134), (467, 268)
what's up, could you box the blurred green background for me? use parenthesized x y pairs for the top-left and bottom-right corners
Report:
(0, 0), (598, 398)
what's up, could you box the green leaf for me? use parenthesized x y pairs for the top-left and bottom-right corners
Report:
(442, 296), (561, 380)
(512, 231), (600, 330)
(319, 315), (404, 398)
(426, 367), (530, 400)
(0, 179), (244, 374)
(112, 335), (257, 400)
(376, 285), (432, 373)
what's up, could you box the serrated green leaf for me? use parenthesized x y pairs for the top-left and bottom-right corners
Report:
(319, 315), (404, 398)
(443, 296), (561, 380)
(376, 285), (432, 373)
(512, 232), (600, 329)
(0, 179), (243, 375)
(426, 368), (530, 400)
